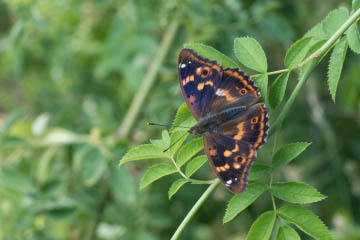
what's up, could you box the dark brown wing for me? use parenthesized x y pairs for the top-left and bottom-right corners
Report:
(220, 103), (269, 150)
(204, 68), (261, 115)
(203, 103), (269, 194)
(203, 134), (257, 194)
(178, 48), (223, 120)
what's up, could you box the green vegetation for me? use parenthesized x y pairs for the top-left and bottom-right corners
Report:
(1, 0), (360, 239)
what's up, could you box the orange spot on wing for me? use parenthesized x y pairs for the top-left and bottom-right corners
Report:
(182, 75), (195, 86)
(220, 89), (236, 102)
(233, 162), (241, 169)
(188, 95), (196, 105)
(231, 144), (239, 153)
(197, 82), (205, 90)
(249, 149), (255, 159)
(254, 130), (265, 148)
(212, 65), (221, 72)
(205, 81), (213, 86)
(224, 150), (232, 157)
(209, 149), (217, 156)
(234, 122), (245, 140)
(224, 163), (230, 169)
(196, 67), (202, 75)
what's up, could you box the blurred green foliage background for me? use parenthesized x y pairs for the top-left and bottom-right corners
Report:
(0, 0), (359, 239)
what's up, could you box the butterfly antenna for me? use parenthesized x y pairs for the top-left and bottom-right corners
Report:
(147, 122), (191, 152)
(147, 122), (190, 129)
(162, 131), (189, 153)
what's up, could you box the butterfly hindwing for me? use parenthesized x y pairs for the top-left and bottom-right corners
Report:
(220, 103), (269, 150)
(204, 68), (261, 115)
(203, 134), (257, 194)
(178, 49), (223, 119)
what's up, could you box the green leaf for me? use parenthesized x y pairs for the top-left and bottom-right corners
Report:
(247, 210), (276, 240)
(169, 130), (189, 157)
(270, 182), (326, 204)
(185, 155), (208, 177)
(252, 73), (268, 98)
(168, 179), (189, 199)
(346, 23), (360, 54)
(276, 226), (301, 240)
(140, 163), (177, 190)
(328, 37), (348, 102)
(80, 147), (107, 186)
(40, 201), (77, 219)
(184, 43), (238, 68)
(150, 130), (170, 149)
(272, 142), (311, 168)
(171, 103), (196, 133)
(162, 130), (170, 148)
(223, 183), (268, 223)
(109, 166), (136, 204)
(119, 144), (169, 166)
(248, 164), (271, 181)
(322, 7), (349, 38)
(0, 168), (36, 194)
(269, 72), (290, 109)
(284, 37), (312, 69)
(303, 23), (326, 43)
(176, 138), (203, 167)
(234, 37), (268, 72)
(278, 205), (332, 240)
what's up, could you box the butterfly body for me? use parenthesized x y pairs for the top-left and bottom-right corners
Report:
(178, 48), (269, 194)
(189, 106), (247, 135)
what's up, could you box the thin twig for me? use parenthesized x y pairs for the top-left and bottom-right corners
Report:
(170, 179), (220, 240)
(116, 17), (180, 138)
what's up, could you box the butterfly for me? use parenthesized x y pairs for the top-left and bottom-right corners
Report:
(178, 48), (269, 194)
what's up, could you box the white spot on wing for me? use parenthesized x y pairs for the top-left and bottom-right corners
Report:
(216, 89), (225, 96)
(234, 178), (238, 181)
(188, 61), (192, 64)
(180, 63), (186, 68)
(226, 180), (232, 185)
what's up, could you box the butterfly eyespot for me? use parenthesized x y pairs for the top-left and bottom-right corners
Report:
(240, 88), (248, 95)
(201, 68), (211, 78)
(251, 117), (259, 124)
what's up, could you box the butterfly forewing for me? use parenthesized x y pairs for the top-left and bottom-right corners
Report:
(178, 49), (223, 119)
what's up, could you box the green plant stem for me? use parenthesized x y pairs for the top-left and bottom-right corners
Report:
(269, 59), (316, 137)
(170, 156), (188, 179)
(269, 7), (360, 136)
(170, 156), (216, 184)
(170, 179), (221, 240)
(251, 68), (289, 78)
(269, 129), (280, 212)
(116, 17), (180, 138)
